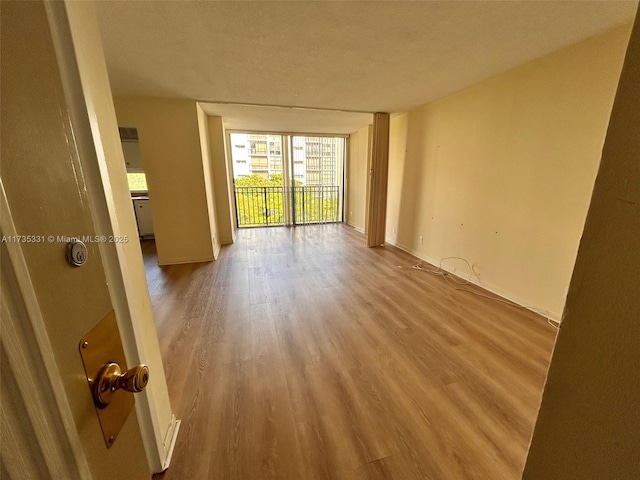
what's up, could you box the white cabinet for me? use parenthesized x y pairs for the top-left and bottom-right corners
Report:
(133, 199), (154, 237)
(122, 141), (144, 171)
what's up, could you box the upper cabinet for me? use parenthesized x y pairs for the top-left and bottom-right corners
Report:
(119, 127), (143, 172)
(121, 140), (144, 171)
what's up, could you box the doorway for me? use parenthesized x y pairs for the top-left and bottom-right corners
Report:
(229, 132), (345, 228)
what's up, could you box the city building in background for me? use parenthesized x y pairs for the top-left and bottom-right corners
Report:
(229, 133), (344, 186)
(229, 132), (345, 227)
(230, 133), (283, 180)
(291, 136), (343, 186)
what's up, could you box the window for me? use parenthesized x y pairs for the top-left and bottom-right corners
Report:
(251, 156), (268, 170)
(250, 140), (267, 155)
(127, 172), (148, 192)
(229, 132), (345, 227)
(323, 171), (335, 185)
(307, 172), (320, 184)
(323, 160), (335, 171)
(270, 157), (283, 170)
(269, 142), (281, 155)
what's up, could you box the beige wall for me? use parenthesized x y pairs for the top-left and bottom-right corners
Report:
(346, 124), (371, 232)
(524, 10), (640, 478)
(385, 25), (632, 319)
(113, 96), (215, 265)
(196, 104), (221, 259)
(207, 116), (235, 244)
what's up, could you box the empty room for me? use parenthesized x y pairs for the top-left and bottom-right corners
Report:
(2, 1), (639, 480)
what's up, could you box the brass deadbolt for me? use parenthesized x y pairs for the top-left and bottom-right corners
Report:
(93, 362), (149, 408)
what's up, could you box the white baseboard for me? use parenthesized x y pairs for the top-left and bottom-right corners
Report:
(220, 233), (234, 245)
(160, 415), (181, 472)
(157, 256), (214, 266)
(346, 221), (365, 234)
(385, 238), (562, 323)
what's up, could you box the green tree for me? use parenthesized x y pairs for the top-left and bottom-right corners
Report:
(234, 174), (340, 227)
(235, 174), (270, 187)
(292, 187), (339, 224)
(269, 173), (284, 186)
(234, 174), (284, 226)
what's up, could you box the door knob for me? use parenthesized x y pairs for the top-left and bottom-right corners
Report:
(93, 362), (149, 408)
(79, 311), (147, 446)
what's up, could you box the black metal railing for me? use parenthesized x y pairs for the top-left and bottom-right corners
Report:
(234, 185), (340, 228)
(291, 185), (340, 225)
(234, 186), (285, 227)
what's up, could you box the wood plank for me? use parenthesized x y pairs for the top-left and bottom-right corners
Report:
(149, 224), (556, 480)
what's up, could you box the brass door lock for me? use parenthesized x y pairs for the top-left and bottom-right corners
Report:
(93, 363), (149, 408)
(79, 311), (150, 447)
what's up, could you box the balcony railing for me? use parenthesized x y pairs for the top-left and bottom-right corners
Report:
(234, 186), (285, 227)
(291, 185), (340, 225)
(234, 185), (340, 228)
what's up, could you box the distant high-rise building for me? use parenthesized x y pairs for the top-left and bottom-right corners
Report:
(230, 133), (343, 186)
(230, 133), (283, 180)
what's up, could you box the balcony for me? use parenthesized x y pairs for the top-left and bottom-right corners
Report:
(234, 185), (341, 227)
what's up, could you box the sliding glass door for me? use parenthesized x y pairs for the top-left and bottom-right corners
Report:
(229, 132), (345, 228)
(230, 133), (286, 227)
(290, 136), (344, 225)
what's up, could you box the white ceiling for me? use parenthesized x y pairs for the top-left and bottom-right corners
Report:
(95, 0), (638, 133)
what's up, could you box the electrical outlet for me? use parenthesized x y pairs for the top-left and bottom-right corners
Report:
(418, 236), (423, 245)
(392, 226), (397, 234)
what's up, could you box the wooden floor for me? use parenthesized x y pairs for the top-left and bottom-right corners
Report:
(147, 224), (556, 480)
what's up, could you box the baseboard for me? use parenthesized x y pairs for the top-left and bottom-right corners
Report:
(157, 256), (214, 266)
(213, 242), (221, 260)
(160, 415), (181, 472)
(346, 221), (365, 234)
(385, 238), (562, 323)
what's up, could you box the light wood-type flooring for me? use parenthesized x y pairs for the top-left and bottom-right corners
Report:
(148, 224), (556, 480)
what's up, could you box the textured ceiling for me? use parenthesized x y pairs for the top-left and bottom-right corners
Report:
(95, 0), (638, 131)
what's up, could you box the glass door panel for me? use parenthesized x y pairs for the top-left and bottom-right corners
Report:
(229, 132), (345, 228)
(290, 136), (344, 225)
(229, 133), (285, 227)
